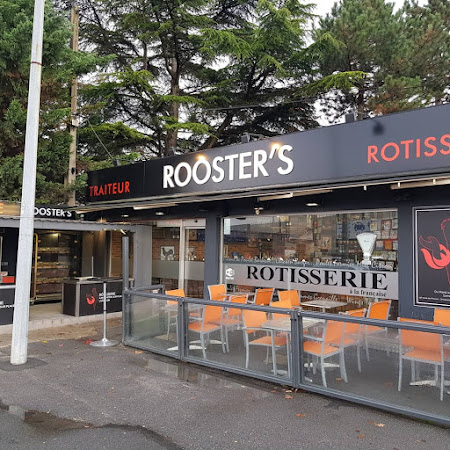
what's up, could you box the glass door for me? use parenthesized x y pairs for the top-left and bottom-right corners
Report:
(181, 220), (205, 298)
(151, 219), (205, 297)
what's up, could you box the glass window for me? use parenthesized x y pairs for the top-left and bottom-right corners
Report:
(222, 210), (398, 314)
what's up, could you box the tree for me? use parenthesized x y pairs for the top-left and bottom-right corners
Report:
(75, 0), (318, 158)
(0, 0), (99, 202)
(309, 0), (449, 121)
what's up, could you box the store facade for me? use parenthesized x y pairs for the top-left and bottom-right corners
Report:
(0, 203), (148, 324)
(82, 104), (450, 320)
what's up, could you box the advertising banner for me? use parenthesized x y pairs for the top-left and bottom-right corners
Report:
(78, 281), (123, 316)
(414, 207), (450, 308)
(224, 262), (398, 300)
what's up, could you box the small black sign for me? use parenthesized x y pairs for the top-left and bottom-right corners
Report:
(79, 281), (123, 316)
(414, 207), (450, 308)
(34, 206), (76, 220)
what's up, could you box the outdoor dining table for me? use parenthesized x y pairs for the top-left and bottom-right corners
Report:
(300, 299), (347, 312)
(261, 316), (333, 379)
(218, 292), (255, 302)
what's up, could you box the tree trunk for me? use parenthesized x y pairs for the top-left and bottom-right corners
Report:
(199, 114), (234, 150)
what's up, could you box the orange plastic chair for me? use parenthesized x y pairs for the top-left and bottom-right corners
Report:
(271, 299), (293, 319)
(433, 308), (450, 327)
(303, 320), (353, 387)
(278, 290), (300, 306)
(398, 318), (448, 401)
(242, 309), (288, 375)
(222, 294), (247, 352)
(165, 289), (186, 339)
(189, 304), (225, 358)
(363, 300), (391, 360)
(253, 288), (274, 306)
(208, 284), (226, 301)
(342, 308), (366, 372)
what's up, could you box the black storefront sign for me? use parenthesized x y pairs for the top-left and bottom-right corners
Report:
(87, 104), (450, 203)
(414, 207), (450, 307)
(34, 206), (76, 220)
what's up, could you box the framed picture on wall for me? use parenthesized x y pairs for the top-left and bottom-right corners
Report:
(382, 219), (392, 231)
(188, 230), (197, 241)
(160, 246), (175, 260)
(186, 246), (196, 260)
(223, 245), (229, 258)
(247, 234), (258, 248)
(392, 218), (398, 229)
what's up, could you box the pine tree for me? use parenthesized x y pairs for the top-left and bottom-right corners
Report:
(0, 0), (98, 202)
(74, 0), (318, 157)
(310, 0), (449, 121)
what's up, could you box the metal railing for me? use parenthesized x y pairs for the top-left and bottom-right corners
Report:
(121, 285), (450, 426)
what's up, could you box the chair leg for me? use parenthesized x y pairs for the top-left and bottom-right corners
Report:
(411, 360), (416, 382)
(245, 335), (249, 369)
(271, 338), (277, 376)
(364, 333), (370, 361)
(356, 343), (362, 373)
(320, 357), (327, 388)
(398, 355), (403, 392)
(166, 312), (171, 340)
(200, 334), (206, 359)
(286, 338), (291, 378)
(440, 363), (444, 401)
(220, 326), (226, 353)
(339, 349), (348, 382)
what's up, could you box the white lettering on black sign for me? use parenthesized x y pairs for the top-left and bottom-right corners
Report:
(163, 145), (294, 189)
(34, 207), (73, 218)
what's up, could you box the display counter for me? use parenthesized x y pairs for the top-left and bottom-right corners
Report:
(0, 285), (15, 325)
(62, 277), (132, 317)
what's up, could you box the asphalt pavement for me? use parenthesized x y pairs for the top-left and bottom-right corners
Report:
(0, 320), (449, 450)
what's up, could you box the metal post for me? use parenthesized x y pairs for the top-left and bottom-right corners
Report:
(10, 0), (45, 365)
(121, 235), (130, 340)
(90, 282), (119, 347)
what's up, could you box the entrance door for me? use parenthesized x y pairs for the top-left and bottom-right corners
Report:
(151, 219), (205, 297)
(181, 220), (205, 298)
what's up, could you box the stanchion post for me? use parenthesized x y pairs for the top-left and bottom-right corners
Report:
(90, 281), (119, 347)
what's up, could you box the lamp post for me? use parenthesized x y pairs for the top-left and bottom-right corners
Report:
(10, 0), (45, 365)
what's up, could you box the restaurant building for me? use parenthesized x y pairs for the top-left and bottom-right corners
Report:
(0, 202), (145, 324)
(82, 104), (450, 321)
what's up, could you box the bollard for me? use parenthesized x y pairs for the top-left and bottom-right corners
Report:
(90, 282), (119, 347)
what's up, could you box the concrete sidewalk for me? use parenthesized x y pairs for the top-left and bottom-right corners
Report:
(0, 320), (448, 450)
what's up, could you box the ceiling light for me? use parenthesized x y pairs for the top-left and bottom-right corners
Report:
(133, 202), (177, 210)
(258, 193), (294, 201)
(293, 189), (333, 197)
(390, 178), (450, 190)
(155, 211), (165, 216)
(121, 214), (129, 218)
(306, 202), (319, 207)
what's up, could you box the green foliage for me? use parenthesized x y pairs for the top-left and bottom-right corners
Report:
(312, 0), (449, 120)
(0, 0), (101, 203)
(76, 0), (318, 156)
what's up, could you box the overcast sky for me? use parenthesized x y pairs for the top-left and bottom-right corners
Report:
(312, 0), (428, 18)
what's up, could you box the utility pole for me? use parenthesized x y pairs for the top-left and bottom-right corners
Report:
(11, 0), (45, 365)
(65, 3), (79, 206)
